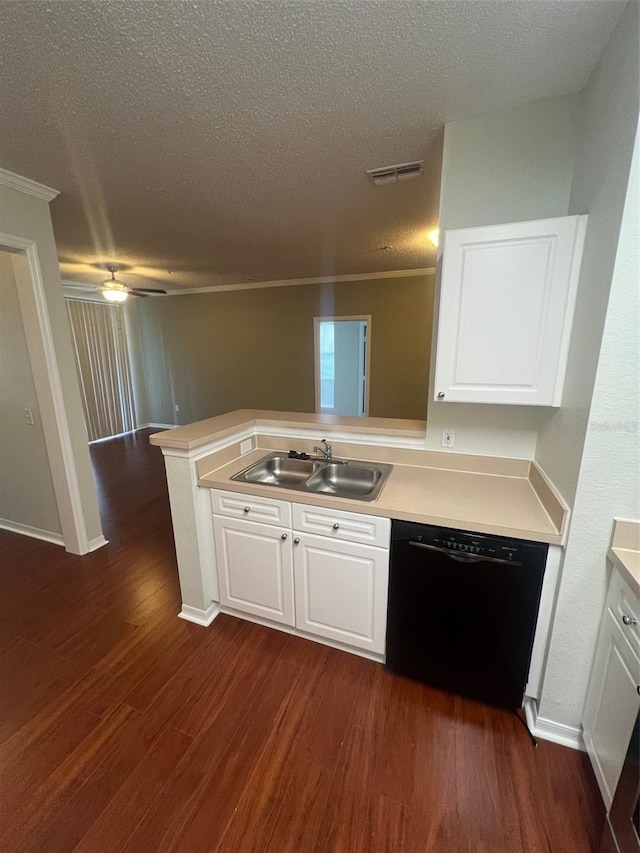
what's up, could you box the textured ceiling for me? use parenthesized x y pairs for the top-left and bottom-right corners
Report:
(0, 0), (625, 292)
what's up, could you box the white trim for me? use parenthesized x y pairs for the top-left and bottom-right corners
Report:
(0, 518), (65, 547)
(178, 602), (220, 626)
(164, 267), (436, 296)
(2, 235), (96, 555)
(523, 697), (585, 751)
(0, 167), (59, 202)
(138, 422), (177, 430)
(89, 430), (137, 444)
(87, 534), (109, 551)
(256, 423), (425, 450)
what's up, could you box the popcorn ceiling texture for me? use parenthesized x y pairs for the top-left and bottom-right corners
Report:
(0, 0), (625, 291)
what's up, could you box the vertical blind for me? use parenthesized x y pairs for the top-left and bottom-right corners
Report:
(66, 299), (136, 442)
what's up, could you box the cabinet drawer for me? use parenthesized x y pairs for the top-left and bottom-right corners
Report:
(211, 489), (291, 527)
(607, 570), (639, 657)
(292, 503), (390, 548)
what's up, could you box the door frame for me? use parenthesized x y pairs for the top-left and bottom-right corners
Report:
(313, 315), (371, 416)
(0, 231), (103, 554)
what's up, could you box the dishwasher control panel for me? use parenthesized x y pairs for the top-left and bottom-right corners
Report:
(405, 524), (527, 563)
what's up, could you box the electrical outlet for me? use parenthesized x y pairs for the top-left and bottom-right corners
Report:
(24, 408), (35, 425)
(442, 428), (455, 448)
(174, 404), (180, 412)
(240, 439), (252, 455)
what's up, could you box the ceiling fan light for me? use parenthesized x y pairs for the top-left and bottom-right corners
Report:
(102, 288), (128, 303)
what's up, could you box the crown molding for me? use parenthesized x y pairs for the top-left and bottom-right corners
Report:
(60, 267), (436, 297)
(171, 267), (436, 296)
(0, 167), (59, 202)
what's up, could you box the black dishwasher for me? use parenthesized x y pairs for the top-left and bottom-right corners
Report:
(386, 520), (547, 709)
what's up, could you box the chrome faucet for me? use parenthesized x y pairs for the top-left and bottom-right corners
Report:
(313, 438), (333, 461)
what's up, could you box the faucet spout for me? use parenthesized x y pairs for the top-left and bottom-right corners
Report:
(312, 438), (333, 461)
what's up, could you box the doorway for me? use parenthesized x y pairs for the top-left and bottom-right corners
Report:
(314, 316), (370, 416)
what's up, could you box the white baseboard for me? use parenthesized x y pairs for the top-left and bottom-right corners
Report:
(86, 534), (109, 552)
(524, 697), (585, 751)
(178, 602), (220, 626)
(0, 518), (65, 547)
(137, 423), (177, 430)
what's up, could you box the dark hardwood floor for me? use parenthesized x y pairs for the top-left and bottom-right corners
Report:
(0, 429), (604, 851)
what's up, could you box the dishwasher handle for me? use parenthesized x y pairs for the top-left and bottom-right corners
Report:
(408, 540), (523, 567)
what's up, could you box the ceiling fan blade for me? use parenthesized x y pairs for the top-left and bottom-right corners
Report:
(129, 290), (149, 297)
(130, 288), (167, 295)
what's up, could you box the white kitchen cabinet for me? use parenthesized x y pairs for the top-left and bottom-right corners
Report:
(434, 215), (587, 406)
(582, 567), (640, 808)
(211, 489), (390, 657)
(213, 514), (294, 626)
(292, 532), (389, 654)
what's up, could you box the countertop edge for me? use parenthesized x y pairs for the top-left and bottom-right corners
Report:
(149, 410), (427, 450)
(608, 519), (640, 593)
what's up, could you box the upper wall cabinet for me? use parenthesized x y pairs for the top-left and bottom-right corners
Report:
(433, 215), (587, 406)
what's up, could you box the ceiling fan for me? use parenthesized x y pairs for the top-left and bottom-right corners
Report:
(100, 265), (167, 302)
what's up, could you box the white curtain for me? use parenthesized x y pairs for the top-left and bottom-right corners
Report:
(66, 299), (136, 441)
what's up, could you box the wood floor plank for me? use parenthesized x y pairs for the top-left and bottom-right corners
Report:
(406, 686), (458, 852)
(0, 708), (101, 827)
(122, 658), (302, 852)
(73, 725), (193, 853)
(246, 757), (334, 853)
(0, 638), (85, 745)
(213, 655), (343, 851)
(372, 673), (426, 806)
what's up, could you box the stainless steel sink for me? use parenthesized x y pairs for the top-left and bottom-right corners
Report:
(231, 452), (392, 501)
(304, 462), (390, 500)
(231, 454), (320, 486)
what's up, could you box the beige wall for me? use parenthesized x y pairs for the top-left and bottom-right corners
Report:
(135, 274), (434, 425)
(0, 251), (61, 534)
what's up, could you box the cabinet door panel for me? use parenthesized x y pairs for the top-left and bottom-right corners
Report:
(434, 215), (586, 406)
(214, 516), (294, 626)
(293, 534), (388, 654)
(583, 613), (640, 808)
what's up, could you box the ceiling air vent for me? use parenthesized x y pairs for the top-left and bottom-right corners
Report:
(367, 160), (424, 186)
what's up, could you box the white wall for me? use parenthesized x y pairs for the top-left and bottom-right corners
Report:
(427, 93), (583, 457)
(535, 1), (640, 505)
(0, 252), (61, 535)
(538, 120), (640, 728)
(0, 183), (103, 550)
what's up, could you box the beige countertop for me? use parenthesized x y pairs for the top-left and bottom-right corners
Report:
(608, 520), (640, 593)
(194, 442), (567, 546)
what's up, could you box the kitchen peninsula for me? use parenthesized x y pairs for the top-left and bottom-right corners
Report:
(150, 409), (567, 694)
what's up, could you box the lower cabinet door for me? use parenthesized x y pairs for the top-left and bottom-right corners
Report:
(293, 533), (389, 654)
(582, 612), (640, 808)
(213, 515), (294, 626)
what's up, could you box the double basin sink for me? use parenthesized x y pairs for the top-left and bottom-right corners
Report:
(231, 452), (393, 502)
